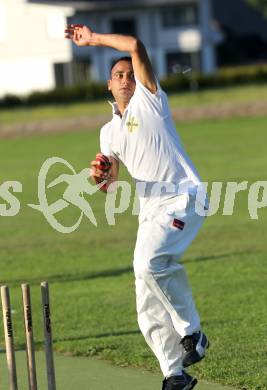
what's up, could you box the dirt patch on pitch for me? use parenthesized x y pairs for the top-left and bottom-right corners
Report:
(1, 101), (267, 139)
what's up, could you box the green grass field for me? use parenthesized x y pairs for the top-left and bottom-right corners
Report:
(0, 113), (267, 389)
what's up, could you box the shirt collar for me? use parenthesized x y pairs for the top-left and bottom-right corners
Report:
(108, 101), (121, 117)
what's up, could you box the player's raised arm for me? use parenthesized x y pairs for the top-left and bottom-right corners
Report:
(65, 24), (157, 94)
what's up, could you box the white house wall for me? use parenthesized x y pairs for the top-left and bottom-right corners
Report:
(0, 0), (73, 97)
(0, 59), (54, 97)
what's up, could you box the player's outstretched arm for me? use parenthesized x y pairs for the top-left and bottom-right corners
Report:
(65, 24), (157, 93)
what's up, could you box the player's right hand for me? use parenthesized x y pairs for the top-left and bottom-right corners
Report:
(64, 24), (93, 46)
(90, 153), (112, 181)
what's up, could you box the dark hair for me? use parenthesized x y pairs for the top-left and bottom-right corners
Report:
(110, 56), (132, 74)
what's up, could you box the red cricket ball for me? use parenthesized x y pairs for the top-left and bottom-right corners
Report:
(95, 153), (111, 171)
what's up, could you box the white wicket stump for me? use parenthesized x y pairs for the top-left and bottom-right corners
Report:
(41, 281), (56, 390)
(1, 281), (57, 390)
(1, 286), (18, 390)
(21, 283), (38, 390)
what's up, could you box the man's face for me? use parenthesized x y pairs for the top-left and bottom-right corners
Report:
(108, 61), (136, 104)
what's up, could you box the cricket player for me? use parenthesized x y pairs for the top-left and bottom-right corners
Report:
(65, 24), (209, 390)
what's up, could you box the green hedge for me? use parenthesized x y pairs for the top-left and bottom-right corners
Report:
(160, 63), (267, 92)
(0, 82), (109, 109)
(1, 64), (267, 108)
(26, 82), (109, 106)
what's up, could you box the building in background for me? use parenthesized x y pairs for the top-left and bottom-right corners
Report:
(49, 0), (222, 83)
(2, 0), (266, 97)
(0, 0), (73, 98)
(212, 0), (267, 66)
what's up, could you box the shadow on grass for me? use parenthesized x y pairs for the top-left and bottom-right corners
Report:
(1, 250), (257, 287)
(0, 329), (142, 352)
(182, 250), (256, 264)
(1, 266), (133, 286)
(53, 329), (141, 344)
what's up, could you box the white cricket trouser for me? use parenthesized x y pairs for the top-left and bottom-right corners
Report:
(133, 194), (205, 378)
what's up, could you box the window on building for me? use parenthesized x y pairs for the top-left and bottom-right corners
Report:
(111, 18), (136, 36)
(71, 59), (92, 85)
(54, 63), (66, 87)
(161, 3), (199, 28)
(54, 59), (91, 87)
(166, 51), (200, 74)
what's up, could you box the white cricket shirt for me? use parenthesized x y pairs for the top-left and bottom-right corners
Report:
(100, 78), (202, 221)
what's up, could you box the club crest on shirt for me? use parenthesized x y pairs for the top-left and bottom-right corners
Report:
(126, 116), (139, 132)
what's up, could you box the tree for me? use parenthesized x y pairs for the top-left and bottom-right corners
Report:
(246, 0), (267, 17)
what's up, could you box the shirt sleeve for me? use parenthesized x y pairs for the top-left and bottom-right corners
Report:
(133, 76), (170, 118)
(100, 124), (118, 159)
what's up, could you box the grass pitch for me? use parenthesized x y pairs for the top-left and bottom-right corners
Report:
(0, 115), (266, 389)
(0, 351), (235, 390)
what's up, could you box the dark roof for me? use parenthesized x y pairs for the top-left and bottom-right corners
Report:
(212, 0), (267, 41)
(28, 0), (193, 10)
(29, 0), (267, 41)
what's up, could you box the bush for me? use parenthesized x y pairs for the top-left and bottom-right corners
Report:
(26, 82), (108, 106)
(1, 64), (267, 109)
(0, 94), (23, 108)
(161, 63), (267, 92)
